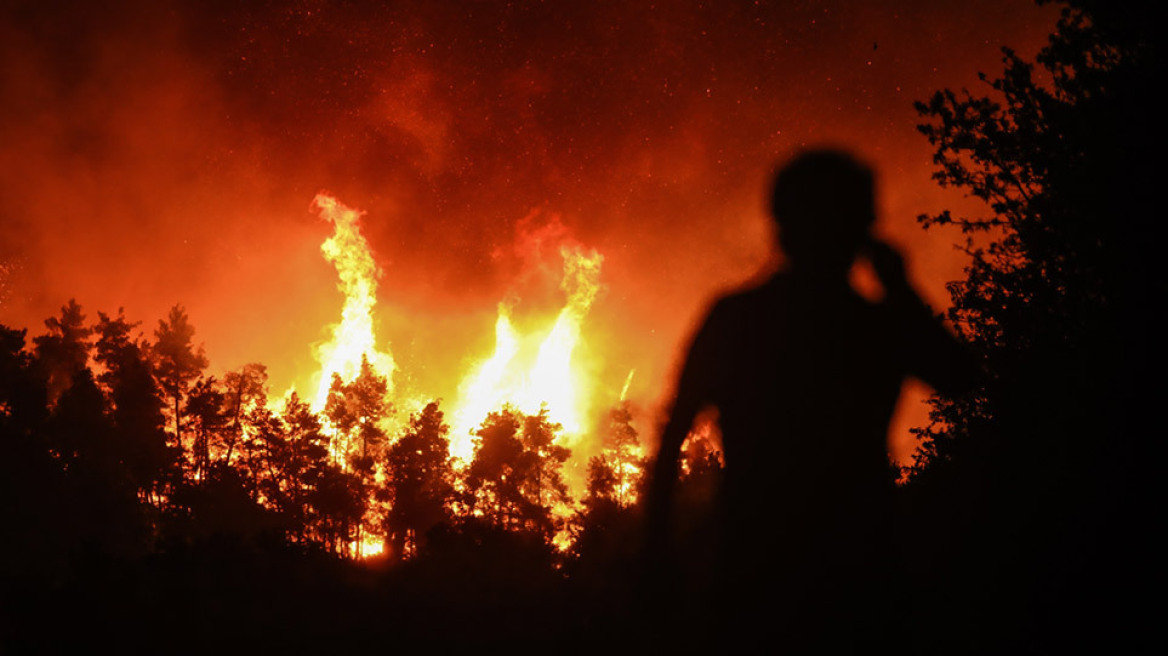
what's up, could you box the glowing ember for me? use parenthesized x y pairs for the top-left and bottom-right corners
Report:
(620, 369), (635, 402)
(310, 193), (396, 412)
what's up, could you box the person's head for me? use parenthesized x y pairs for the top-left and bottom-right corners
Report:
(770, 149), (876, 275)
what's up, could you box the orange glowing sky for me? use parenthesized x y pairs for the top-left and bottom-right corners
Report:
(0, 0), (1058, 462)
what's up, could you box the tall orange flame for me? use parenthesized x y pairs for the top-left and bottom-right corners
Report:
(448, 246), (604, 460)
(309, 193), (396, 412)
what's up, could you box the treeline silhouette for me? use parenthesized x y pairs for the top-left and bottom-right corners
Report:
(2, 1), (1159, 651)
(899, 1), (1160, 652)
(2, 300), (719, 650)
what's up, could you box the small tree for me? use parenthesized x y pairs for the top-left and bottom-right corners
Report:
(465, 405), (571, 545)
(384, 401), (455, 559)
(598, 402), (643, 507)
(220, 363), (268, 466)
(324, 354), (391, 470)
(94, 309), (176, 505)
(323, 355), (392, 554)
(152, 305), (208, 462)
(185, 376), (226, 481)
(33, 299), (91, 407)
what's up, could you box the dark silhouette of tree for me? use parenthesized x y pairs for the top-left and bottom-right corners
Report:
(572, 403), (646, 567)
(42, 361), (106, 466)
(186, 376), (227, 481)
(32, 299), (91, 407)
(220, 362), (268, 466)
(152, 305), (208, 465)
(94, 309), (177, 506)
(595, 402), (643, 508)
(310, 460), (367, 556)
(3, 317), (150, 589)
(913, 1), (1161, 465)
(583, 455), (619, 508)
(384, 401), (455, 560)
(274, 392), (332, 544)
(569, 405), (647, 591)
(0, 325), (46, 440)
(675, 430), (723, 506)
(0, 325), (63, 584)
(213, 389), (362, 554)
(519, 407), (572, 519)
(323, 354), (392, 555)
(239, 395), (331, 540)
(466, 407), (527, 530)
(908, 2), (1161, 650)
(165, 459), (278, 547)
(239, 403), (286, 505)
(465, 405), (571, 544)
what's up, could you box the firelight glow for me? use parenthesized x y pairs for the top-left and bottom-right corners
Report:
(303, 192), (607, 483)
(448, 246), (604, 460)
(0, 0), (1061, 478)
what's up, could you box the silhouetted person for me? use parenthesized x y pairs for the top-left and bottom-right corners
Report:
(645, 149), (978, 649)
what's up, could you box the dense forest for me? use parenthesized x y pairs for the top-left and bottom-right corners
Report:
(0, 299), (724, 649)
(1, 1), (1160, 651)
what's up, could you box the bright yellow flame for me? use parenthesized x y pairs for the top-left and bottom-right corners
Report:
(350, 536), (385, 559)
(447, 306), (520, 459)
(309, 193), (395, 412)
(449, 246), (604, 460)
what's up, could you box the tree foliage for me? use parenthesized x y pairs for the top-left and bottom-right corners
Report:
(220, 362), (268, 465)
(325, 354), (391, 470)
(466, 405), (571, 543)
(93, 309), (176, 500)
(907, 3), (1160, 649)
(911, 0), (1162, 470)
(33, 299), (91, 407)
(384, 401), (455, 559)
(152, 304), (209, 459)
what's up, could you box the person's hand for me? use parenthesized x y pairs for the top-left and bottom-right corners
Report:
(863, 238), (911, 299)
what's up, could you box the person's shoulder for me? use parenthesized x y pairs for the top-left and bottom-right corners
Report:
(686, 277), (785, 342)
(710, 274), (787, 313)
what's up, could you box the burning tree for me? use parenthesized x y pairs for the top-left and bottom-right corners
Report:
(570, 402), (646, 575)
(324, 354), (392, 471)
(586, 401), (644, 508)
(0, 188), (627, 568)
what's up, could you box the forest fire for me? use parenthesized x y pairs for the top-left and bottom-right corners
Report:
(448, 245), (603, 460)
(4, 1), (1140, 650)
(298, 191), (629, 556)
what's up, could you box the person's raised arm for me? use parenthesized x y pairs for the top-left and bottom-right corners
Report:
(645, 388), (701, 556)
(865, 237), (982, 396)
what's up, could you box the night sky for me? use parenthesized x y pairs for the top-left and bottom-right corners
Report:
(0, 0), (1058, 460)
